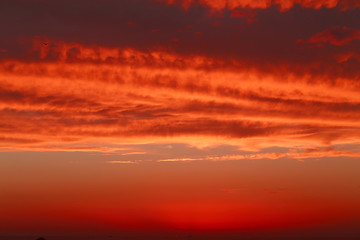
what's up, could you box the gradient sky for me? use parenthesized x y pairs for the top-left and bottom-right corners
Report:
(1, 0), (360, 239)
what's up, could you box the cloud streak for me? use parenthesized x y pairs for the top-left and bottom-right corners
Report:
(157, 147), (360, 162)
(159, 0), (360, 11)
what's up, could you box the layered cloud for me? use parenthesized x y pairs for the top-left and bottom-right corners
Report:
(0, 39), (359, 154)
(0, 0), (359, 159)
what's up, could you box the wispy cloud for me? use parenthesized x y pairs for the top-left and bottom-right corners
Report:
(157, 147), (360, 162)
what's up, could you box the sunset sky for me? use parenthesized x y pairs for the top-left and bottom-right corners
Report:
(1, 0), (360, 239)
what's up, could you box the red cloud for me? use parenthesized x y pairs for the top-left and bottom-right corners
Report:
(300, 26), (360, 46)
(230, 9), (257, 23)
(159, 0), (359, 11)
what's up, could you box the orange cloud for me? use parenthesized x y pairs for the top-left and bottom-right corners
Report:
(0, 39), (360, 152)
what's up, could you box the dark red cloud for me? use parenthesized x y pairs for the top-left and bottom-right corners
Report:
(1, 0), (359, 74)
(230, 9), (257, 23)
(300, 26), (360, 46)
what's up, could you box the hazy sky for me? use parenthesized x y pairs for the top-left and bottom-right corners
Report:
(1, 0), (360, 239)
